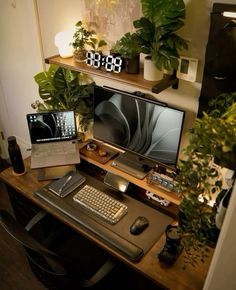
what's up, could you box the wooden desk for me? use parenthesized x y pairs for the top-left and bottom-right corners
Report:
(0, 158), (212, 290)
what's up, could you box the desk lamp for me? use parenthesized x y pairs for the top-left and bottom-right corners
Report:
(54, 30), (74, 58)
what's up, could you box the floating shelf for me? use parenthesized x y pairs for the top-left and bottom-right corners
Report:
(80, 153), (180, 206)
(45, 55), (178, 94)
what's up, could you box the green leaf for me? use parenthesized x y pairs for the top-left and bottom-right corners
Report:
(141, 0), (185, 28)
(32, 64), (95, 130)
(98, 39), (107, 48)
(134, 1), (188, 70)
(113, 32), (142, 58)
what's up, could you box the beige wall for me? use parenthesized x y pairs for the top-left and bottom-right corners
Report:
(0, 0), (43, 156)
(204, 182), (236, 290)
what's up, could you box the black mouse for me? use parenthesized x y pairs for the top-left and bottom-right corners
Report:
(130, 216), (149, 235)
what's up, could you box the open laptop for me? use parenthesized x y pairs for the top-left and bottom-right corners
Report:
(27, 110), (80, 169)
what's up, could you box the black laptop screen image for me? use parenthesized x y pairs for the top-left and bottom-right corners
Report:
(27, 110), (77, 144)
(26, 110), (80, 169)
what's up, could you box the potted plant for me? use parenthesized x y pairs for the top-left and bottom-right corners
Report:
(32, 64), (95, 132)
(71, 20), (95, 62)
(133, 0), (188, 78)
(176, 94), (236, 267)
(112, 32), (142, 74)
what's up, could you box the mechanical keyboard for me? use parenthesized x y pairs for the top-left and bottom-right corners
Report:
(73, 185), (128, 224)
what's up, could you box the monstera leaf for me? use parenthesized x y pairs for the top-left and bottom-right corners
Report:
(141, 0), (185, 30)
(113, 32), (142, 59)
(33, 64), (94, 131)
(133, 0), (188, 70)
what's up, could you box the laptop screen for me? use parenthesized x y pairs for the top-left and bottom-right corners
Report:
(27, 110), (77, 144)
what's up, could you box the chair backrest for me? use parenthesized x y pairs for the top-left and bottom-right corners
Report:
(0, 209), (117, 290)
(0, 209), (69, 289)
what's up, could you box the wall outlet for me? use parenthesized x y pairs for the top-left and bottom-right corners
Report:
(177, 56), (198, 82)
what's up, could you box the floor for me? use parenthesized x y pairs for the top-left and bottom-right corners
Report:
(0, 158), (163, 290)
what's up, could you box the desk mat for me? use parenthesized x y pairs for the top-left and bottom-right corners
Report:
(34, 171), (173, 261)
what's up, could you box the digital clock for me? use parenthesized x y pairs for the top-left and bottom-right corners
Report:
(86, 51), (123, 73)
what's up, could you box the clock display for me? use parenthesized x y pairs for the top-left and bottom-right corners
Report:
(86, 51), (123, 73)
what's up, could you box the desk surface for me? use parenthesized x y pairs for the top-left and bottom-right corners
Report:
(0, 158), (213, 290)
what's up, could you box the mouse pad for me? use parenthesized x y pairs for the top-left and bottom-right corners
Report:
(34, 170), (173, 258)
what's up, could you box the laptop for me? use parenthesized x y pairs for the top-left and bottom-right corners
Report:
(26, 110), (80, 169)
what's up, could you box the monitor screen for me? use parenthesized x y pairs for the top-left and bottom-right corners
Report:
(27, 110), (77, 144)
(93, 86), (185, 169)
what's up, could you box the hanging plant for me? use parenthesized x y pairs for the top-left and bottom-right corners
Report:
(176, 99), (236, 268)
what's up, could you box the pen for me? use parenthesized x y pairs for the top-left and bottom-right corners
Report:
(58, 175), (73, 195)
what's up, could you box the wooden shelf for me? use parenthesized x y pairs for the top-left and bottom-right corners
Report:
(80, 152), (180, 206)
(45, 55), (178, 94)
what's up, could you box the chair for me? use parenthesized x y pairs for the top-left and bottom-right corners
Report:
(0, 209), (117, 290)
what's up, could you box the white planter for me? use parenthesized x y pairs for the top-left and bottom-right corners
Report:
(144, 56), (163, 81)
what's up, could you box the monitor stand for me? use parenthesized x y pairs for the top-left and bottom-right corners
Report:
(111, 151), (155, 180)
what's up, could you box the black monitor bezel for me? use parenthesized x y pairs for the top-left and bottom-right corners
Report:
(93, 85), (185, 171)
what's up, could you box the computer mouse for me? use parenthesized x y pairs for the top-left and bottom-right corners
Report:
(130, 216), (149, 235)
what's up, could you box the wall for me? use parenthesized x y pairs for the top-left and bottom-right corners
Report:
(0, 0), (43, 158)
(204, 182), (236, 290)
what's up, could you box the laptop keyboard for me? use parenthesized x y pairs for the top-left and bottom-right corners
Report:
(33, 142), (76, 157)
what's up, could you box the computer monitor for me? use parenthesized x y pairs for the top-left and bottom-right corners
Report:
(93, 86), (185, 178)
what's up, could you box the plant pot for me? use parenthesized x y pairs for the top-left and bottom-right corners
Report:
(73, 49), (87, 63)
(143, 55), (163, 81)
(125, 55), (140, 74)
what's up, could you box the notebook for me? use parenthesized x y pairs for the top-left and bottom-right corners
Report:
(27, 110), (80, 169)
(48, 171), (86, 198)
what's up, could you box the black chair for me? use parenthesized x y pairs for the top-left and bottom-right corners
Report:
(0, 209), (118, 290)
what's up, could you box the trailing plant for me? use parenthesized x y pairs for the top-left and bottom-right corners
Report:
(176, 100), (236, 268)
(32, 64), (94, 131)
(133, 0), (188, 71)
(207, 91), (236, 117)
